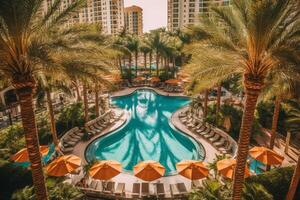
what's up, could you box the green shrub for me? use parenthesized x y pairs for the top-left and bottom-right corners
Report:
(0, 124), (25, 156)
(246, 167), (299, 200)
(256, 101), (287, 134)
(12, 177), (83, 200)
(0, 159), (32, 200)
(56, 103), (84, 136)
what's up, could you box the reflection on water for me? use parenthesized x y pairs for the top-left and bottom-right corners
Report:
(86, 89), (205, 174)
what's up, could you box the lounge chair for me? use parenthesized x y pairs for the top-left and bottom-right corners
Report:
(219, 144), (233, 154)
(191, 123), (203, 131)
(103, 181), (115, 193)
(192, 180), (202, 188)
(214, 137), (226, 147)
(209, 134), (221, 143)
(132, 183), (140, 198)
(177, 183), (188, 195)
(203, 130), (215, 139)
(115, 183), (125, 196)
(95, 181), (103, 192)
(170, 184), (181, 197)
(155, 183), (165, 198)
(89, 180), (98, 190)
(196, 126), (207, 133)
(141, 182), (150, 197)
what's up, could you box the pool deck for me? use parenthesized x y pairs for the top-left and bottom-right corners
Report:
(70, 87), (220, 198)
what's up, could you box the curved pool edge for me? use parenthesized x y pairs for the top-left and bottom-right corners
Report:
(85, 88), (209, 174)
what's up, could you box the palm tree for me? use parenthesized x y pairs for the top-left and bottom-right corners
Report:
(125, 35), (140, 77)
(262, 71), (300, 150)
(0, 1), (85, 199)
(139, 40), (152, 71)
(147, 30), (168, 76)
(182, 1), (300, 199)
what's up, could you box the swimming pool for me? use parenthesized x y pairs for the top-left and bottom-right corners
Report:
(86, 89), (205, 175)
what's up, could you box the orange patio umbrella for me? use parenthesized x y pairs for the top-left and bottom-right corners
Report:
(89, 160), (122, 180)
(176, 160), (209, 180)
(249, 146), (284, 165)
(46, 155), (81, 177)
(134, 160), (165, 181)
(11, 146), (49, 162)
(148, 77), (161, 82)
(217, 158), (250, 179)
(165, 79), (181, 85)
(133, 77), (146, 82)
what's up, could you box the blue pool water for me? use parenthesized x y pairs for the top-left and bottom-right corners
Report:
(86, 89), (205, 175)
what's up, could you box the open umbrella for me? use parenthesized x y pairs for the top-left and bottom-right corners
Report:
(176, 160), (209, 180)
(89, 160), (122, 180)
(134, 160), (165, 181)
(133, 77), (146, 82)
(217, 158), (250, 179)
(165, 79), (181, 85)
(249, 146), (284, 165)
(46, 155), (81, 177)
(148, 77), (160, 82)
(11, 146), (49, 162)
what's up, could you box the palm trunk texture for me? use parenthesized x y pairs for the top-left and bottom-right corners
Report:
(232, 77), (263, 200)
(46, 90), (59, 147)
(15, 82), (49, 200)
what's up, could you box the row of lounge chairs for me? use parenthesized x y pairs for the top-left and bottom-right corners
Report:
(84, 110), (120, 137)
(82, 180), (191, 199)
(179, 111), (234, 155)
(59, 127), (84, 154)
(59, 110), (122, 154)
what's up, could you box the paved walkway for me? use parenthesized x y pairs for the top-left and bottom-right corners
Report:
(69, 87), (220, 198)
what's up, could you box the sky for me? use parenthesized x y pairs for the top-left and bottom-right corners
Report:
(124, 0), (167, 33)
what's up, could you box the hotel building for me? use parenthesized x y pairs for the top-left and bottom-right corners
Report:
(124, 5), (143, 36)
(167, 0), (230, 31)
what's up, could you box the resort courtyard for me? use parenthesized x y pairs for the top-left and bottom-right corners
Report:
(0, 0), (299, 200)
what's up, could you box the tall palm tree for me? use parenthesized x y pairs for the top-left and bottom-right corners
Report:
(147, 30), (168, 76)
(182, 1), (300, 199)
(139, 41), (152, 71)
(125, 35), (140, 77)
(0, 1), (85, 199)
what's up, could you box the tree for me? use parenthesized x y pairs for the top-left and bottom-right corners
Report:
(125, 35), (140, 77)
(139, 40), (152, 71)
(0, 0), (85, 199)
(182, 1), (300, 199)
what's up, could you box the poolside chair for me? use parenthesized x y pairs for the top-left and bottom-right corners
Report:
(89, 180), (98, 190)
(103, 181), (115, 193)
(219, 144), (233, 154)
(191, 123), (203, 131)
(95, 181), (103, 192)
(115, 183), (125, 196)
(155, 183), (165, 198)
(177, 183), (188, 196)
(209, 134), (221, 143)
(196, 125), (207, 133)
(141, 182), (150, 197)
(132, 183), (140, 198)
(214, 137), (226, 147)
(170, 184), (181, 197)
(192, 180), (202, 188)
(203, 130), (215, 139)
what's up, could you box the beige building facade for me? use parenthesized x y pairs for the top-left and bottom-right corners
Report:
(42, 0), (125, 35)
(124, 5), (143, 35)
(167, 0), (230, 31)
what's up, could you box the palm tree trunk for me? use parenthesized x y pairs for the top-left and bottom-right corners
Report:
(149, 52), (152, 75)
(129, 55), (132, 82)
(156, 51), (159, 76)
(75, 82), (81, 102)
(46, 90), (59, 147)
(286, 154), (300, 200)
(83, 83), (89, 122)
(232, 77), (263, 200)
(144, 52), (147, 70)
(15, 83), (48, 200)
(172, 57), (176, 77)
(216, 84), (221, 114)
(204, 89), (209, 119)
(135, 52), (138, 77)
(269, 96), (281, 149)
(95, 88), (100, 117)
(118, 56), (123, 75)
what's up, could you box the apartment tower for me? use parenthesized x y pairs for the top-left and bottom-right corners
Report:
(42, 0), (125, 35)
(167, 0), (230, 31)
(124, 5), (143, 36)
